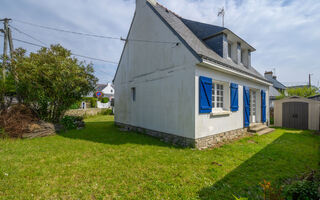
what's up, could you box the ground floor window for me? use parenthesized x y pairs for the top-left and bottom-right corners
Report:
(212, 83), (224, 109)
(131, 87), (136, 101)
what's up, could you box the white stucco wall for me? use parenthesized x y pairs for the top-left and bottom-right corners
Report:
(102, 84), (114, 97)
(114, 0), (271, 140)
(114, 0), (199, 139)
(195, 64), (269, 139)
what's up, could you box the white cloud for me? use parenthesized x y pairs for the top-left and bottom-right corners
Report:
(1, 0), (319, 86)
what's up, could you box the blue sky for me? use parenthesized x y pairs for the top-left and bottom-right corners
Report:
(1, 0), (319, 86)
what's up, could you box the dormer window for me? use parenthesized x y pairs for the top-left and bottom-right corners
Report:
(241, 50), (245, 64)
(228, 42), (232, 58)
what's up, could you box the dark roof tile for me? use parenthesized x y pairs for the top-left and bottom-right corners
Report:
(150, 2), (268, 83)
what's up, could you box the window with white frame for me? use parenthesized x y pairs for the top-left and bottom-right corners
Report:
(228, 43), (232, 58)
(212, 83), (224, 109)
(241, 50), (245, 64)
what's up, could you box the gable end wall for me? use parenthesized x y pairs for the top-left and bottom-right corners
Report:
(114, 0), (199, 139)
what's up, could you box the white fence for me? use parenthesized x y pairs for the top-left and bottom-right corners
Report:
(97, 101), (111, 109)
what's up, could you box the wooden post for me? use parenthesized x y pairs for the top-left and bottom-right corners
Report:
(1, 18), (9, 83)
(0, 18), (12, 109)
(8, 27), (14, 57)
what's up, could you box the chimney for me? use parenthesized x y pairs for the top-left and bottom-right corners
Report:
(273, 76), (277, 80)
(265, 71), (273, 75)
(264, 71), (273, 79)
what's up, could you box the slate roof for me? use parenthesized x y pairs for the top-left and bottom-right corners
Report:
(269, 86), (281, 98)
(96, 84), (108, 92)
(264, 75), (286, 90)
(149, 2), (269, 83)
(181, 18), (226, 39)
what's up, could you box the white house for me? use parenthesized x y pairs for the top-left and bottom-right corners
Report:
(113, 0), (272, 149)
(99, 83), (114, 98)
(87, 83), (115, 98)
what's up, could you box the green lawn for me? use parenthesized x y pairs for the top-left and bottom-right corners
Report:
(0, 115), (319, 200)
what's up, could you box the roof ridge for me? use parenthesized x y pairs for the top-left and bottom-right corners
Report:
(148, 2), (269, 83)
(156, 2), (182, 18)
(181, 18), (225, 29)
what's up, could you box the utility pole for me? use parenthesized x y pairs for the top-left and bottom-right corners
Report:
(309, 73), (313, 88)
(0, 18), (13, 109)
(218, 7), (225, 27)
(1, 18), (13, 83)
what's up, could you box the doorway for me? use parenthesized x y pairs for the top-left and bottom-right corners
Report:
(250, 90), (257, 123)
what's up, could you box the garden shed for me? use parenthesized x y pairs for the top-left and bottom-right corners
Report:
(274, 97), (320, 130)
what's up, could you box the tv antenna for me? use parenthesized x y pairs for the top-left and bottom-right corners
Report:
(218, 7), (225, 27)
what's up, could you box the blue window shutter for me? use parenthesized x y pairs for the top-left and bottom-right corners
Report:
(261, 90), (266, 123)
(243, 86), (250, 127)
(199, 76), (212, 113)
(230, 83), (239, 112)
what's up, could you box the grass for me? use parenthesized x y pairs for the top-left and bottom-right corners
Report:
(0, 115), (319, 200)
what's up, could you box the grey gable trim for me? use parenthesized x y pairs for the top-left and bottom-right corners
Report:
(146, 2), (202, 62)
(113, 11), (137, 83)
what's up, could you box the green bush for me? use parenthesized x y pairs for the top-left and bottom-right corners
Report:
(282, 170), (320, 200)
(69, 102), (81, 109)
(101, 109), (113, 115)
(83, 97), (93, 101)
(82, 97), (98, 108)
(60, 116), (84, 130)
(101, 97), (109, 103)
(90, 98), (97, 108)
(270, 117), (274, 125)
(284, 180), (319, 200)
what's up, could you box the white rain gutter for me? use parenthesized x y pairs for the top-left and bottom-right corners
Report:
(198, 60), (273, 86)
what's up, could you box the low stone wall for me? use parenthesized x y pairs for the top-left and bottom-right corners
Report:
(115, 122), (195, 147)
(65, 108), (105, 117)
(195, 128), (249, 149)
(115, 122), (250, 149)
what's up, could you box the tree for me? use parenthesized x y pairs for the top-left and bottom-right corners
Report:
(8, 45), (98, 122)
(287, 87), (318, 97)
(0, 55), (16, 111)
(276, 86), (319, 100)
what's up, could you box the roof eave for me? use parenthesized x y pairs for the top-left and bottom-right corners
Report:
(199, 56), (272, 86)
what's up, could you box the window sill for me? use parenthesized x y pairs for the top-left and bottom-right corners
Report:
(210, 111), (231, 117)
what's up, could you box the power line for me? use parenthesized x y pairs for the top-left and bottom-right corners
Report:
(0, 33), (119, 64)
(14, 19), (120, 40)
(9, 25), (47, 46)
(13, 19), (179, 44)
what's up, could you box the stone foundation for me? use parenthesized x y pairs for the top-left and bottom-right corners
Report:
(115, 122), (195, 147)
(115, 122), (249, 149)
(195, 128), (249, 149)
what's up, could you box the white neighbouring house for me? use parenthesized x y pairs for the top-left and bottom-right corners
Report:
(87, 83), (115, 99)
(113, 0), (272, 149)
(100, 83), (115, 99)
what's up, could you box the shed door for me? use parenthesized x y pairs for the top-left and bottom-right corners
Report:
(282, 102), (308, 130)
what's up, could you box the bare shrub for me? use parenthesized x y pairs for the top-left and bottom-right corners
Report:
(0, 104), (38, 138)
